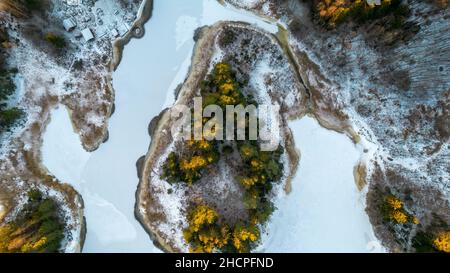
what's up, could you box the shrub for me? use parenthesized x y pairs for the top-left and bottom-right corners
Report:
(250, 199), (275, 224)
(161, 152), (181, 183)
(412, 231), (436, 253)
(0, 107), (23, 130)
(232, 222), (260, 253)
(219, 29), (236, 47)
(45, 33), (66, 49)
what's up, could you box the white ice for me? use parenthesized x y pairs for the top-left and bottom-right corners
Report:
(259, 117), (383, 253)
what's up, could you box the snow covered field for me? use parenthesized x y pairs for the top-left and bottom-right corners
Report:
(259, 117), (382, 253)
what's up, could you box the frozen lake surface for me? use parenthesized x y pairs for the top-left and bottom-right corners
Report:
(259, 117), (382, 253)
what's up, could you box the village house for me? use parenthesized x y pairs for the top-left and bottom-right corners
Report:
(81, 28), (94, 42)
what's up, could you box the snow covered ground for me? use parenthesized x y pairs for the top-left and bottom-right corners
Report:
(259, 117), (383, 252)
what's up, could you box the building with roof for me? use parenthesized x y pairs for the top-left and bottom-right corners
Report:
(81, 28), (94, 42)
(63, 18), (77, 32)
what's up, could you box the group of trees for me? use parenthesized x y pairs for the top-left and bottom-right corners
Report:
(1, 1), (65, 52)
(183, 205), (230, 253)
(382, 195), (418, 225)
(309, 0), (410, 28)
(0, 190), (65, 253)
(44, 33), (66, 49)
(0, 0), (45, 17)
(200, 62), (247, 108)
(163, 62), (285, 252)
(411, 213), (450, 253)
(183, 205), (260, 253)
(238, 142), (282, 224)
(162, 62), (246, 185)
(162, 140), (219, 185)
(380, 194), (450, 253)
(412, 227), (450, 253)
(0, 27), (23, 133)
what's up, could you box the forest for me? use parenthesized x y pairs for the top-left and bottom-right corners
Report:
(378, 192), (449, 253)
(162, 62), (284, 253)
(0, 190), (65, 253)
(308, 0), (411, 29)
(0, 0), (47, 17)
(0, 27), (23, 134)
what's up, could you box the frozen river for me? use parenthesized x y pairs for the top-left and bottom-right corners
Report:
(42, 0), (379, 252)
(259, 117), (382, 252)
(42, 0), (276, 253)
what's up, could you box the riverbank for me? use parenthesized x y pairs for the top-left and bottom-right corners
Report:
(111, 0), (154, 71)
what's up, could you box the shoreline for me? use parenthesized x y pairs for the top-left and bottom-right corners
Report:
(134, 23), (218, 253)
(275, 26), (367, 194)
(110, 0), (154, 72)
(82, 0), (154, 153)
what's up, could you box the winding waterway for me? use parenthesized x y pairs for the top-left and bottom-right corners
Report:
(42, 0), (380, 252)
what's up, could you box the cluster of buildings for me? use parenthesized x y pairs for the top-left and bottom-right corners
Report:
(57, 0), (139, 44)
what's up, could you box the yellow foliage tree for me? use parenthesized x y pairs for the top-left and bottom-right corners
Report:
(183, 205), (231, 253)
(232, 224), (260, 253)
(386, 195), (403, 210)
(187, 205), (218, 233)
(390, 210), (408, 224)
(180, 156), (208, 172)
(433, 232), (450, 253)
(239, 176), (260, 189)
(383, 195), (417, 225)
